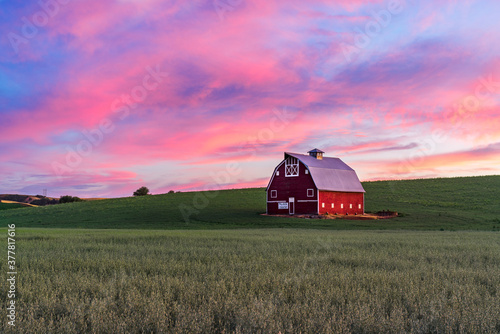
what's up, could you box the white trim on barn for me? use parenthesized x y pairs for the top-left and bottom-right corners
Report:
(285, 156), (299, 177)
(265, 160), (286, 191)
(317, 187), (319, 214)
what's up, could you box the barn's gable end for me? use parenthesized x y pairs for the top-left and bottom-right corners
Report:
(266, 157), (318, 215)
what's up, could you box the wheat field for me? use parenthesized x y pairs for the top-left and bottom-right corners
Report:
(1, 229), (499, 333)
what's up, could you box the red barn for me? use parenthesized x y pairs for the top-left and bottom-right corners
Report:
(266, 149), (365, 215)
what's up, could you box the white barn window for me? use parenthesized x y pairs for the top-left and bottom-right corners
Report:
(331, 203), (334, 208)
(322, 203), (325, 208)
(341, 204), (344, 209)
(276, 171), (279, 176)
(307, 189), (314, 197)
(271, 190), (277, 198)
(285, 157), (299, 177)
(350, 204), (352, 209)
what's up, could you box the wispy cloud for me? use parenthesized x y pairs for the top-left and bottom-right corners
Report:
(2, 0), (500, 197)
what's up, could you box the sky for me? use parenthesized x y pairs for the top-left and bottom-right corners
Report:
(1, 0), (500, 198)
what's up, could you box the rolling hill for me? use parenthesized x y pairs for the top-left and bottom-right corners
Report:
(1, 175), (499, 230)
(0, 202), (26, 210)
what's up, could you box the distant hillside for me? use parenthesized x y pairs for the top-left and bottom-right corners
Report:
(0, 202), (26, 210)
(0, 194), (59, 206)
(1, 175), (499, 230)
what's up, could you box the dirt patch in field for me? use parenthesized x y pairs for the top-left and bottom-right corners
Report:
(0, 200), (38, 207)
(263, 211), (398, 220)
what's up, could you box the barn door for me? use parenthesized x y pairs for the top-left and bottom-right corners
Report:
(289, 197), (295, 215)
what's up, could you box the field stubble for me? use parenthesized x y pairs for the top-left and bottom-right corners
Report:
(1, 229), (499, 333)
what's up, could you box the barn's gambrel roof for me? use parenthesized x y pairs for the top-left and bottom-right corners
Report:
(284, 152), (365, 193)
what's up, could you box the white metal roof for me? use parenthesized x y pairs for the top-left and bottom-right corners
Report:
(285, 152), (365, 193)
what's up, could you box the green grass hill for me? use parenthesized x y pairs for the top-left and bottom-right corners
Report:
(0, 202), (25, 210)
(1, 175), (499, 230)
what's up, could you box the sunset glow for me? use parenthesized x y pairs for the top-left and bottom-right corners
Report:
(2, 0), (500, 197)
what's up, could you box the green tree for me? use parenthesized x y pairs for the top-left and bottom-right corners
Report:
(133, 186), (150, 197)
(59, 195), (82, 204)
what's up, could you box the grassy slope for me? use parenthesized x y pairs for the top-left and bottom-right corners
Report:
(0, 202), (25, 210)
(1, 175), (499, 230)
(363, 175), (500, 230)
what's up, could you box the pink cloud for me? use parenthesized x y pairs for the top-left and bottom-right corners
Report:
(2, 0), (500, 197)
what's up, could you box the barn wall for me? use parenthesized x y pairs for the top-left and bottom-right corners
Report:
(318, 191), (364, 215)
(267, 160), (318, 215)
(267, 201), (317, 215)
